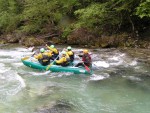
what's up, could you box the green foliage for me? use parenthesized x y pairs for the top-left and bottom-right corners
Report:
(136, 0), (150, 18)
(20, 0), (63, 34)
(74, 3), (120, 32)
(61, 26), (73, 39)
(0, 0), (22, 33)
(0, 0), (149, 35)
(74, 0), (146, 33)
(58, 0), (79, 12)
(0, 12), (20, 32)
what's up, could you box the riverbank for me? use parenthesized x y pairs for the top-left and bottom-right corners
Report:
(0, 30), (150, 49)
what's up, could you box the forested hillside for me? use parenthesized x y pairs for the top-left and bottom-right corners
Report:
(0, 0), (150, 48)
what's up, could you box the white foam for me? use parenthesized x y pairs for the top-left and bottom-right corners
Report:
(0, 63), (11, 73)
(109, 56), (119, 61)
(90, 73), (110, 81)
(15, 47), (34, 52)
(0, 58), (17, 63)
(0, 51), (23, 57)
(0, 63), (5, 67)
(0, 71), (26, 96)
(109, 60), (124, 66)
(11, 63), (23, 67)
(129, 60), (137, 66)
(123, 76), (141, 82)
(0, 67), (11, 73)
(93, 61), (109, 68)
(15, 72), (26, 88)
(29, 70), (51, 76)
(0, 49), (33, 60)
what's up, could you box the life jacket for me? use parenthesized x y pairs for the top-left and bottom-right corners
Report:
(52, 48), (59, 60)
(62, 57), (70, 66)
(38, 53), (50, 63)
(67, 50), (74, 62)
(50, 48), (59, 55)
(56, 55), (70, 67)
(82, 53), (92, 66)
(47, 46), (59, 58)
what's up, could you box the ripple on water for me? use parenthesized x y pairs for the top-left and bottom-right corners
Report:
(92, 61), (109, 68)
(0, 63), (11, 73)
(0, 49), (33, 62)
(89, 73), (110, 81)
(28, 70), (51, 76)
(0, 70), (26, 100)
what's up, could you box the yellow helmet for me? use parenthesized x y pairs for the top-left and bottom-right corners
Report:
(83, 49), (88, 54)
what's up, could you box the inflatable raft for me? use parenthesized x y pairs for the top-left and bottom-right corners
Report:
(21, 57), (92, 75)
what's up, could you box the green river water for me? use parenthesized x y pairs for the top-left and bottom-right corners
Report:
(0, 44), (150, 113)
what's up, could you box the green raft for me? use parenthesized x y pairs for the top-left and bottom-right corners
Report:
(21, 58), (92, 75)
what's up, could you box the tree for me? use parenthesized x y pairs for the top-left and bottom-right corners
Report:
(19, 0), (63, 34)
(136, 0), (150, 18)
(74, 0), (143, 34)
(0, 0), (22, 33)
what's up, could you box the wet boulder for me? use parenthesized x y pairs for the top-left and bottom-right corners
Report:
(35, 99), (75, 113)
(51, 37), (61, 44)
(20, 36), (45, 47)
(6, 34), (19, 43)
(98, 33), (128, 48)
(0, 39), (7, 44)
(67, 28), (96, 45)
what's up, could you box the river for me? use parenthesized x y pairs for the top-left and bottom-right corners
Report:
(0, 44), (150, 113)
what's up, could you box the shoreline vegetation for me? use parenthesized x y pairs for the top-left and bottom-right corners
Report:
(0, 0), (149, 48)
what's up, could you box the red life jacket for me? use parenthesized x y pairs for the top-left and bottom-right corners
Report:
(82, 53), (92, 66)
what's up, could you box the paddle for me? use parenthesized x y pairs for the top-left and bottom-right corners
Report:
(21, 52), (36, 61)
(82, 62), (91, 72)
(21, 56), (30, 60)
(77, 56), (91, 72)
(46, 55), (59, 71)
(46, 48), (64, 71)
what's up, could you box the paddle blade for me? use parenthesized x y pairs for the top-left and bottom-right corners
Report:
(84, 65), (90, 72)
(21, 56), (29, 60)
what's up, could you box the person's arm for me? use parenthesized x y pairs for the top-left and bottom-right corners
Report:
(34, 55), (38, 59)
(53, 48), (58, 54)
(55, 57), (64, 64)
(47, 47), (58, 54)
(66, 53), (70, 58)
(34, 54), (42, 59)
(68, 51), (73, 56)
(47, 46), (52, 51)
(46, 52), (52, 57)
(78, 54), (83, 57)
(46, 44), (54, 52)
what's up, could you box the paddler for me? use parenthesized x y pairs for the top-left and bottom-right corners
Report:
(46, 44), (59, 60)
(75, 49), (92, 67)
(34, 48), (52, 66)
(54, 51), (70, 67)
(66, 46), (74, 62)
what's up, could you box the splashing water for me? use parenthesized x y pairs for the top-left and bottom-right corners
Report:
(89, 73), (110, 81)
(0, 45), (150, 113)
(0, 70), (25, 99)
